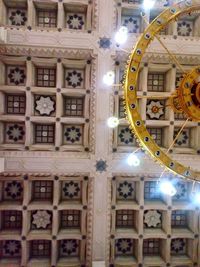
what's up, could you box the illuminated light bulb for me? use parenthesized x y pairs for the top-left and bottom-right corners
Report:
(193, 193), (200, 205)
(107, 117), (119, 128)
(143, 0), (156, 9)
(103, 71), (115, 86)
(159, 181), (177, 197)
(127, 153), (140, 167)
(115, 26), (128, 45)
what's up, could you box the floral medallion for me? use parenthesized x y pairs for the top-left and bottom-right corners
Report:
(95, 159), (108, 173)
(146, 100), (164, 119)
(61, 239), (79, 255)
(66, 14), (85, 30)
(9, 9), (27, 26)
(5, 181), (23, 199)
(173, 181), (187, 200)
(117, 181), (134, 199)
(144, 210), (161, 227)
(66, 70), (83, 88)
(3, 240), (21, 256)
(177, 21), (192, 36)
(64, 125), (82, 144)
(122, 17), (140, 33)
(35, 96), (55, 116)
(118, 127), (134, 145)
(63, 181), (80, 198)
(174, 129), (189, 147)
(171, 238), (186, 254)
(99, 37), (112, 49)
(7, 67), (26, 85)
(32, 210), (51, 229)
(6, 124), (25, 143)
(115, 239), (133, 254)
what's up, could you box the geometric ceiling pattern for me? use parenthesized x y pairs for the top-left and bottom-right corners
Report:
(0, 0), (200, 267)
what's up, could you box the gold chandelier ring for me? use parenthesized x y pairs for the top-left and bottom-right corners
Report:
(124, 0), (200, 181)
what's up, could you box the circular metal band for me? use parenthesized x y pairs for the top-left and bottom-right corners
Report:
(124, 0), (200, 181)
(178, 66), (200, 121)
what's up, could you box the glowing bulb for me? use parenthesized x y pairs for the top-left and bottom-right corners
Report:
(107, 117), (119, 128)
(103, 71), (115, 86)
(127, 153), (140, 167)
(143, 0), (156, 9)
(159, 181), (177, 197)
(115, 26), (128, 45)
(192, 193), (200, 205)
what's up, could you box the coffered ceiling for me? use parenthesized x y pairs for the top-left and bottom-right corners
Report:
(0, 0), (199, 266)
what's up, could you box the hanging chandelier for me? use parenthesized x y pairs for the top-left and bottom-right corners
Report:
(123, 0), (200, 182)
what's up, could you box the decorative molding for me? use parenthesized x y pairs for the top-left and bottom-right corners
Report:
(116, 50), (200, 65)
(125, 34), (200, 56)
(90, 56), (97, 154)
(1, 152), (199, 174)
(0, 150), (91, 158)
(144, 53), (200, 65)
(105, 176), (112, 266)
(108, 60), (116, 154)
(86, 176), (94, 266)
(3, 29), (200, 61)
(93, 0), (98, 31)
(2, 28), (99, 50)
(0, 172), (90, 178)
(0, 27), (7, 43)
(0, 44), (94, 59)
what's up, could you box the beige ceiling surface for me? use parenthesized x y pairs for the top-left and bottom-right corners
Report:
(0, 0), (199, 266)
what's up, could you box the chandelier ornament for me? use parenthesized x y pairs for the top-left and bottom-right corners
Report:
(123, 0), (200, 181)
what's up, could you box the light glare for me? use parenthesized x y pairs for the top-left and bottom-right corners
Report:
(103, 71), (115, 86)
(143, 0), (156, 9)
(159, 181), (177, 196)
(127, 153), (140, 167)
(115, 26), (128, 45)
(193, 193), (200, 205)
(107, 117), (119, 128)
